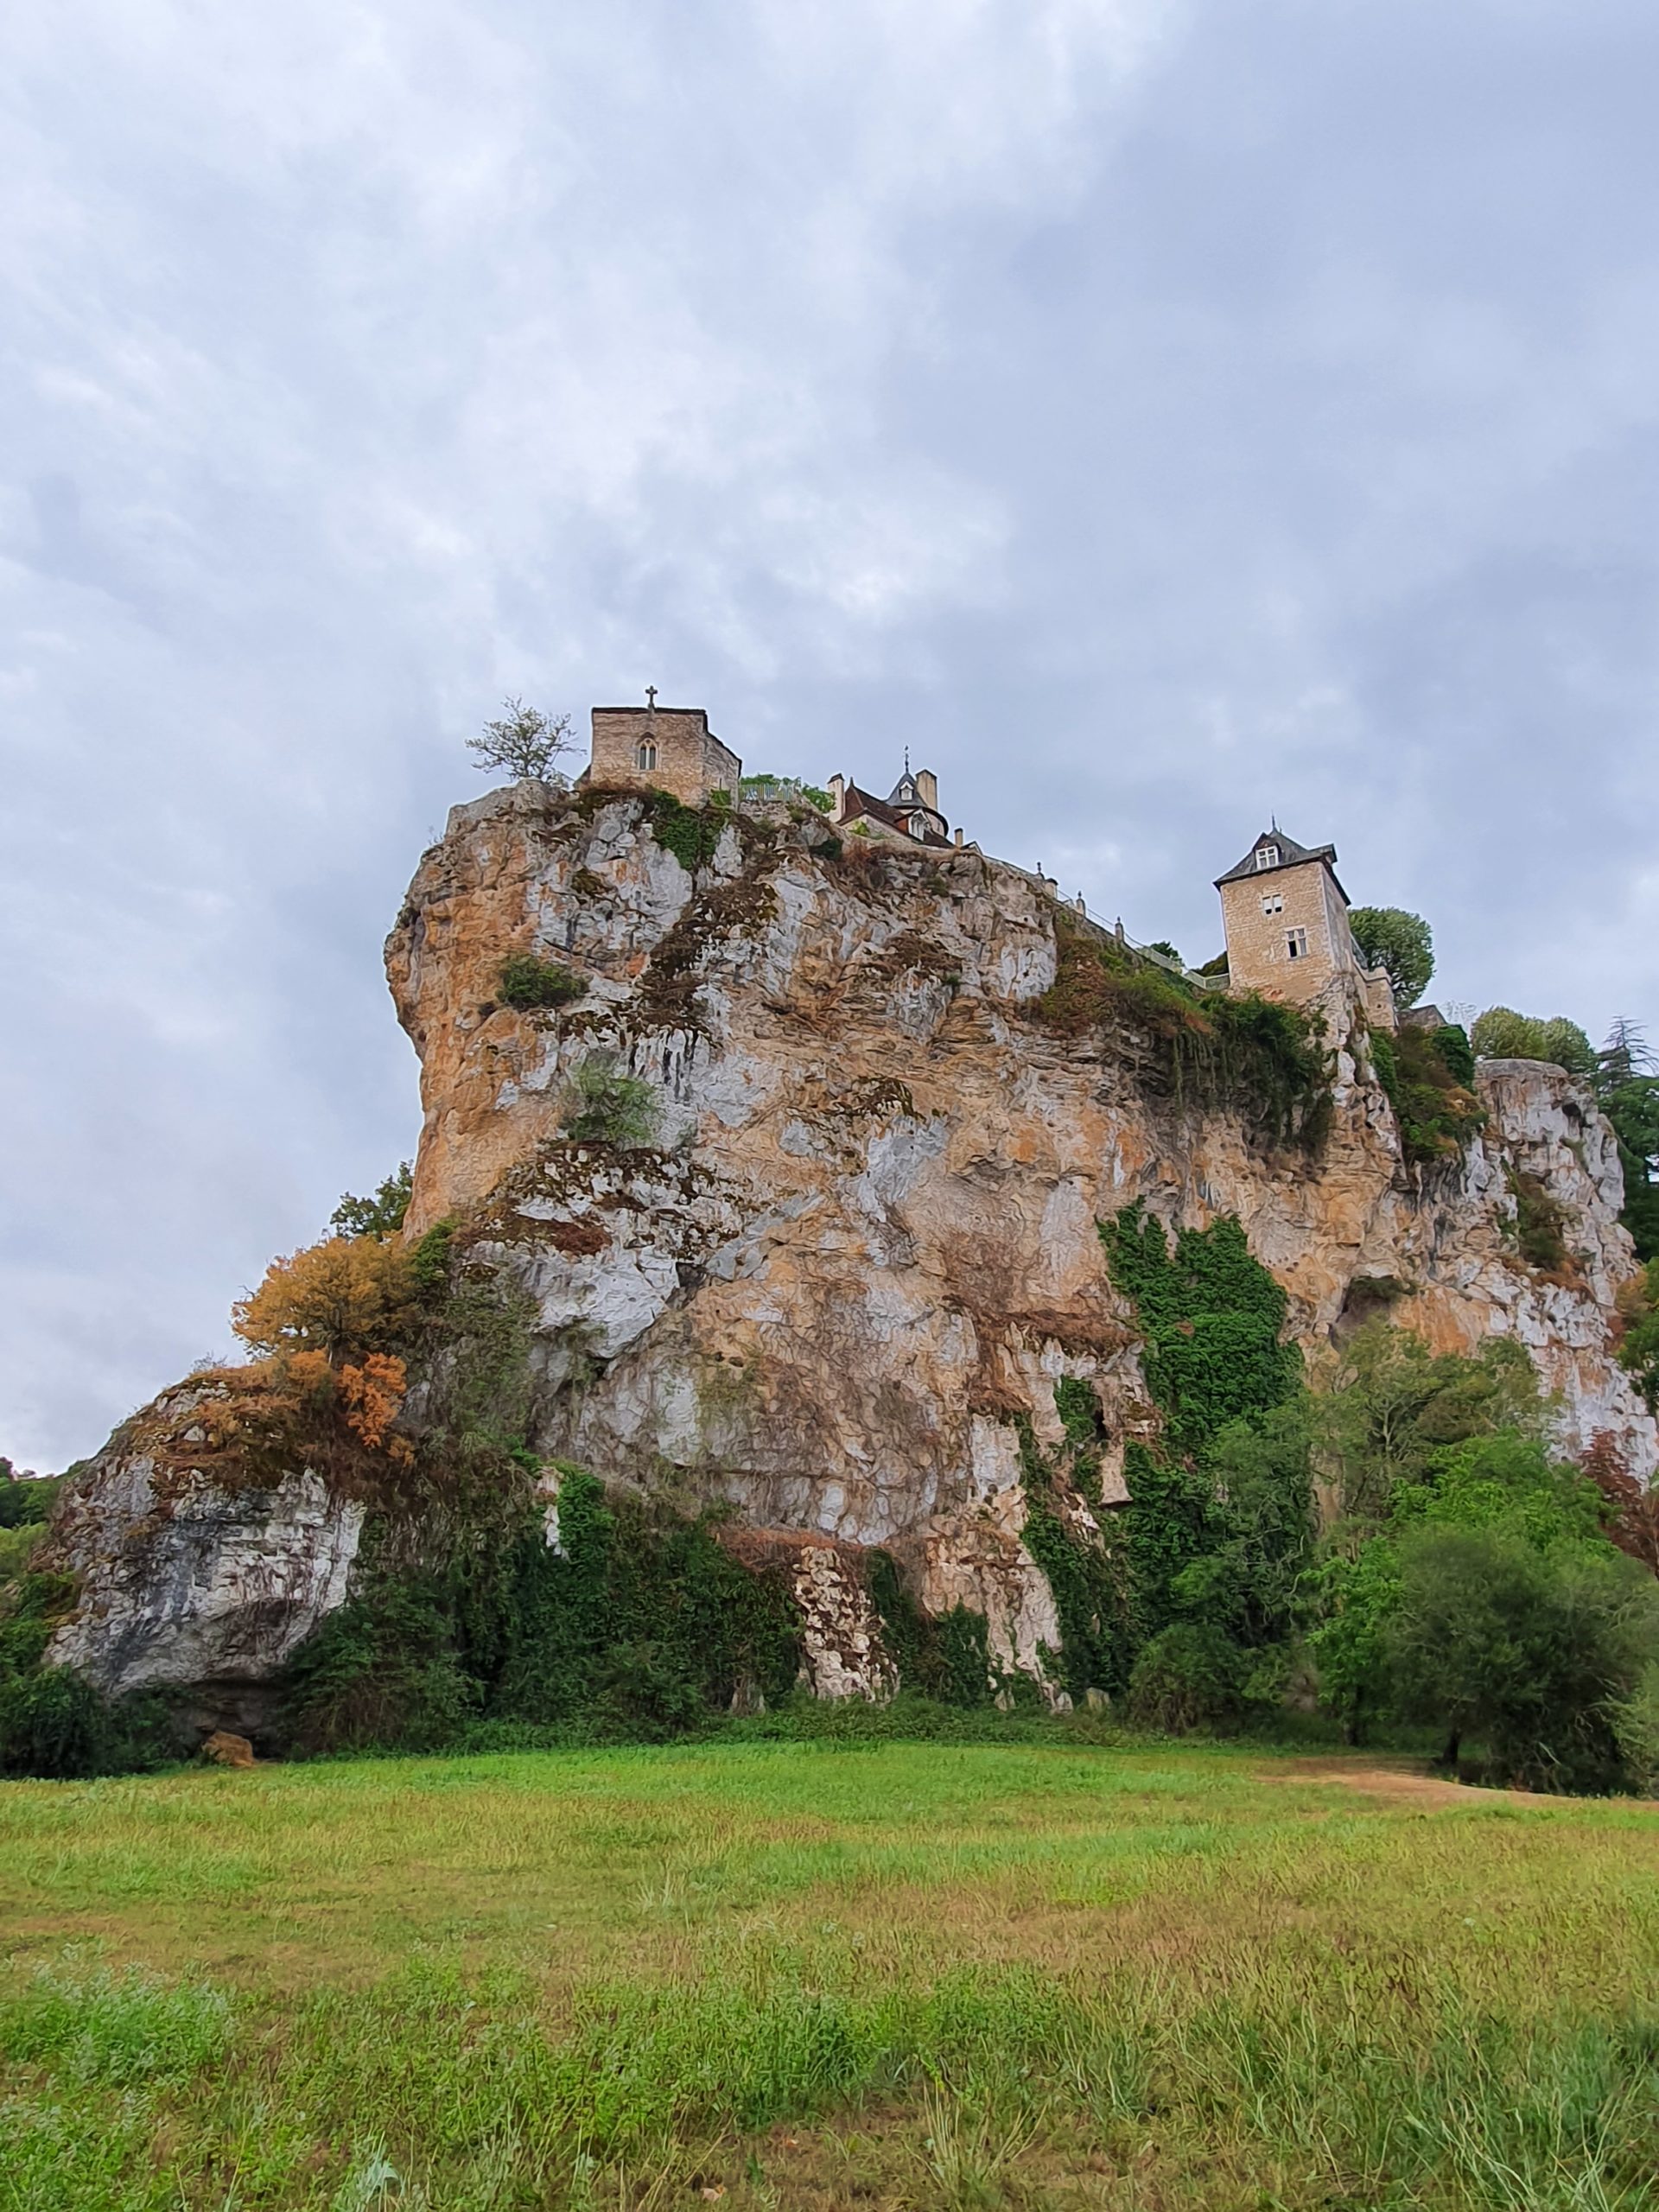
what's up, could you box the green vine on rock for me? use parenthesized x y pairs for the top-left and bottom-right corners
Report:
(866, 1552), (994, 1707)
(1103, 1205), (1300, 1459)
(1101, 1204), (1311, 1645)
(646, 790), (730, 874)
(1012, 1396), (1127, 1702)
(281, 1468), (805, 1753)
(1032, 911), (1330, 1147)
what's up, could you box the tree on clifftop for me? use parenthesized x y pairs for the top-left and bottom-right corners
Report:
(1470, 1006), (1597, 1076)
(467, 697), (574, 783)
(1348, 906), (1433, 1009)
(232, 1237), (417, 1367)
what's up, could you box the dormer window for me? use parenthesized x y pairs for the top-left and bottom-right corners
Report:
(637, 740), (658, 771)
(908, 814), (925, 840)
(1255, 842), (1281, 869)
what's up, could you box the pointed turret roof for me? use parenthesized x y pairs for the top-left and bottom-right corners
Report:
(1215, 828), (1346, 899)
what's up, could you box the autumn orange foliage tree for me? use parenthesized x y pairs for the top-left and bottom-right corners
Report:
(232, 1236), (418, 1366)
(219, 1237), (423, 1474)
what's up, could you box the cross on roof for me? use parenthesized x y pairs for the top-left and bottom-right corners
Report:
(645, 685), (658, 711)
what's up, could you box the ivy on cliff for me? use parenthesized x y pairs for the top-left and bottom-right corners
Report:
(645, 789), (731, 873)
(1101, 1204), (1313, 1662)
(1013, 1406), (1127, 1703)
(1369, 1023), (1484, 1165)
(1033, 912), (1330, 1147)
(866, 1552), (994, 1707)
(281, 1471), (804, 1753)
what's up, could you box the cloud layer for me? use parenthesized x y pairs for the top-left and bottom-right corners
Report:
(4, 0), (1657, 1465)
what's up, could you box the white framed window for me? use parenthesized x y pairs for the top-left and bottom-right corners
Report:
(1261, 893), (1284, 917)
(636, 740), (658, 771)
(1255, 843), (1281, 869)
(908, 814), (925, 839)
(1286, 926), (1309, 959)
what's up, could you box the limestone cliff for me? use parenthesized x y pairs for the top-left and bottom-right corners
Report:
(41, 779), (1656, 1711)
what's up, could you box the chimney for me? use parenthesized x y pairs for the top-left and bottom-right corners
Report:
(828, 772), (846, 822)
(954, 828), (963, 849)
(914, 768), (938, 812)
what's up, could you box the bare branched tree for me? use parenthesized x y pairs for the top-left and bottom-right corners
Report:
(467, 697), (575, 782)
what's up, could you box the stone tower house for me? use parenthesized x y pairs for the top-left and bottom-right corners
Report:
(1216, 829), (1395, 1026)
(585, 702), (741, 807)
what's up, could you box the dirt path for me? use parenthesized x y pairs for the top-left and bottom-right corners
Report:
(1266, 1755), (1543, 1808)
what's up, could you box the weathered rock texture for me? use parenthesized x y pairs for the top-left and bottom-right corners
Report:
(46, 1383), (363, 1721)
(44, 780), (1657, 1710)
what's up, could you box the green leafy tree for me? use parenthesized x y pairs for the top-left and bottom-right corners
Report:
(1595, 1021), (1659, 1261)
(329, 1162), (412, 1241)
(0, 1472), (60, 1529)
(1618, 1260), (1659, 1414)
(1386, 1525), (1659, 1789)
(1305, 1538), (1402, 1745)
(1391, 1430), (1606, 1551)
(1314, 1322), (1541, 1522)
(1348, 908), (1434, 1009)
(1471, 1007), (1597, 1077)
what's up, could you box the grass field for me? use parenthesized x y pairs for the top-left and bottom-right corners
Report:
(2, 1740), (1656, 2210)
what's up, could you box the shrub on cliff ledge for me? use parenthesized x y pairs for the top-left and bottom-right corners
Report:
(1470, 1006), (1597, 1077)
(1033, 912), (1329, 1147)
(499, 953), (586, 1010)
(1369, 1023), (1484, 1163)
(329, 1161), (411, 1241)
(467, 696), (574, 783)
(559, 1052), (658, 1147)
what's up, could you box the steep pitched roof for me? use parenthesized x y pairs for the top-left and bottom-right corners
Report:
(1215, 829), (1344, 895)
(839, 781), (953, 849)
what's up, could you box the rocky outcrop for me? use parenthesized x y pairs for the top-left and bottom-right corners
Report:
(44, 1383), (363, 1727)
(390, 783), (1654, 1481)
(40, 779), (1657, 1711)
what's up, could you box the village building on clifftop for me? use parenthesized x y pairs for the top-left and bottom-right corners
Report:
(578, 699), (1389, 1021)
(584, 698), (741, 806)
(826, 765), (961, 849)
(1215, 827), (1396, 1027)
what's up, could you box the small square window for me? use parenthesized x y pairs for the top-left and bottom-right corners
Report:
(1286, 926), (1309, 959)
(1261, 893), (1284, 917)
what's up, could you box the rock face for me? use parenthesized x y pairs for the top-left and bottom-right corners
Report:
(42, 780), (1657, 1709)
(45, 1383), (363, 1726)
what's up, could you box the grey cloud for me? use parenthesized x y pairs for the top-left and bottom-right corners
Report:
(3, 0), (1656, 1464)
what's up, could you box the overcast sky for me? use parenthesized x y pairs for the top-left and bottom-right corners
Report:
(4, 0), (1658, 1468)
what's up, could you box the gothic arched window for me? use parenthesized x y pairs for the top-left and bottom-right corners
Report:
(637, 740), (658, 771)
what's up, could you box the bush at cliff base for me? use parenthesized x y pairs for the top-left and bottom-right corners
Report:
(0, 1562), (175, 1778)
(0, 1667), (175, 1780)
(1307, 1403), (1659, 1789)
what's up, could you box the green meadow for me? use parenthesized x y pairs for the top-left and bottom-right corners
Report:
(2, 1740), (1656, 2210)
